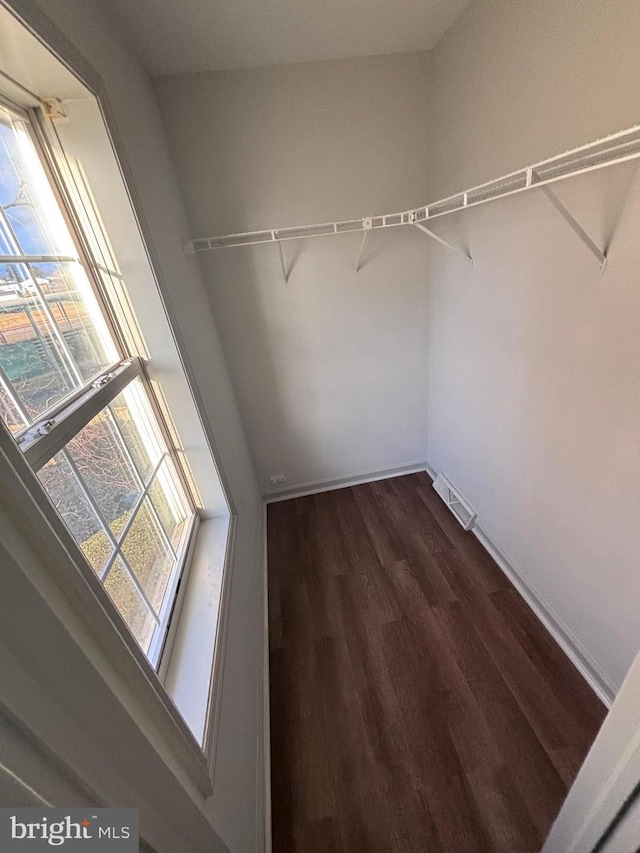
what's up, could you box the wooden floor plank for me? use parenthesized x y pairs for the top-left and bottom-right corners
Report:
(268, 474), (607, 852)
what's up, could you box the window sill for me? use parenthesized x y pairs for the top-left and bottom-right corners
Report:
(163, 514), (233, 748)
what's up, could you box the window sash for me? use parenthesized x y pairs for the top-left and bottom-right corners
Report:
(59, 443), (197, 668)
(1, 99), (131, 360)
(0, 97), (195, 510)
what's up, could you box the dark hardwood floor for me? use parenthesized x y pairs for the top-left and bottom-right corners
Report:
(267, 472), (607, 853)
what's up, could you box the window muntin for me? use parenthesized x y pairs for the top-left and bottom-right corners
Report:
(0, 101), (196, 667)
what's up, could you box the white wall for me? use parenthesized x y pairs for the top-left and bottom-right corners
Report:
(426, 0), (640, 694)
(1, 1), (265, 851)
(154, 53), (431, 495)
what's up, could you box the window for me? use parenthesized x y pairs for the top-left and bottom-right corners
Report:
(0, 99), (197, 668)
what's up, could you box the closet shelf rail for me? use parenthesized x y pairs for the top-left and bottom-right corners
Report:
(184, 122), (640, 273)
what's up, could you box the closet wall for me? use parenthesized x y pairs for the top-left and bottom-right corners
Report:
(426, 0), (640, 694)
(155, 52), (431, 494)
(155, 0), (640, 695)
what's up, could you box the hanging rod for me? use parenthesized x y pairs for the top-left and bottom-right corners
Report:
(184, 122), (640, 256)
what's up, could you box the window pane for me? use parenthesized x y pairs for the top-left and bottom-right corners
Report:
(0, 110), (75, 257)
(64, 406), (142, 539)
(31, 261), (117, 382)
(103, 556), (156, 652)
(0, 262), (116, 423)
(0, 265), (77, 419)
(37, 451), (113, 575)
(149, 458), (190, 552)
(121, 499), (174, 614)
(0, 214), (14, 255)
(110, 377), (164, 483)
(0, 383), (25, 433)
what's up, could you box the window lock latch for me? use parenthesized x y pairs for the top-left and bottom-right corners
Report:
(20, 419), (56, 445)
(92, 370), (117, 389)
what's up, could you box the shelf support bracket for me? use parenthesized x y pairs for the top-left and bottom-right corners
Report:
(355, 217), (373, 273)
(275, 238), (289, 284)
(539, 185), (607, 273)
(414, 222), (473, 266)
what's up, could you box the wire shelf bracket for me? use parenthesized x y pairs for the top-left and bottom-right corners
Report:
(354, 217), (373, 274)
(414, 221), (472, 266)
(538, 184), (607, 272)
(275, 236), (289, 284)
(183, 122), (640, 276)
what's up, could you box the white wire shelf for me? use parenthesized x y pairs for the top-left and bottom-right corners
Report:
(184, 122), (640, 272)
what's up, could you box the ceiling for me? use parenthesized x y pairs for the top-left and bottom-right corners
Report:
(98, 0), (471, 77)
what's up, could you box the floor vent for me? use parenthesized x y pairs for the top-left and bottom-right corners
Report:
(432, 473), (477, 531)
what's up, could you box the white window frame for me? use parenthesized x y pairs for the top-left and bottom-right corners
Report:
(0, 3), (239, 793)
(0, 95), (199, 671)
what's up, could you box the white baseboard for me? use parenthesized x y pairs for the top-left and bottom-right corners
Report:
(264, 461), (427, 503)
(424, 461), (438, 481)
(425, 462), (616, 708)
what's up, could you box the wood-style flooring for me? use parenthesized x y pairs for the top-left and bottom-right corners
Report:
(267, 472), (607, 853)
